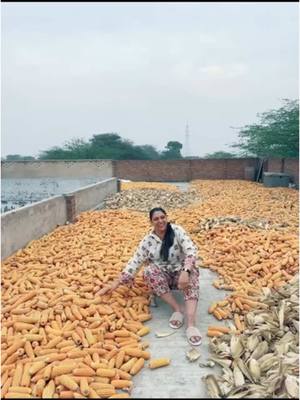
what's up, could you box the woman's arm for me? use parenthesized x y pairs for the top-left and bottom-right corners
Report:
(174, 225), (199, 270)
(119, 236), (150, 283)
(175, 225), (199, 290)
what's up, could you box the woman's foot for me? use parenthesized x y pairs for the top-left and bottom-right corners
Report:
(186, 326), (202, 346)
(169, 311), (184, 329)
(169, 305), (185, 328)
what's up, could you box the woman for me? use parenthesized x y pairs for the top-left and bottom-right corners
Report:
(97, 207), (202, 346)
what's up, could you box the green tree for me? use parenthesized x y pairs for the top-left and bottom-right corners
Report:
(136, 145), (161, 160)
(38, 133), (162, 160)
(204, 151), (237, 159)
(88, 134), (141, 159)
(39, 147), (72, 160)
(64, 138), (91, 159)
(22, 156), (35, 160)
(161, 141), (183, 159)
(231, 99), (299, 158)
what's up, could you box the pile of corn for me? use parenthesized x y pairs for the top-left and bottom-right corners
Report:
(120, 182), (179, 192)
(188, 180), (298, 230)
(1, 210), (161, 399)
(1, 179), (298, 398)
(104, 188), (200, 212)
(203, 275), (299, 398)
(169, 180), (298, 333)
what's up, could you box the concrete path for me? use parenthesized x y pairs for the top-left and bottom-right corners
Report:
(131, 268), (228, 398)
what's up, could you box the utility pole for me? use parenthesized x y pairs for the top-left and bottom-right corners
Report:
(184, 122), (191, 158)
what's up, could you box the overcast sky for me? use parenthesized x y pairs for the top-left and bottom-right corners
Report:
(1, 2), (298, 158)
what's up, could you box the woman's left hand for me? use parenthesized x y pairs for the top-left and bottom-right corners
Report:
(178, 271), (190, 290)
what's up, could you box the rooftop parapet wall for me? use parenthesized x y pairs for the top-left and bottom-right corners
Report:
(190, 158), (259, 180)
(1, 160), (114, 179)
(114, 158), (260, 181)
(1, 178), (118, 260)
(1, 195), (67, 260)
(66, 178), (118, 214)
(1, 158), (298, 184)
(114, 159), (192, 182)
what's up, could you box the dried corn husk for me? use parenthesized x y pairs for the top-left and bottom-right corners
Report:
(155, 331), (176, 338)
(204, 276), (299, 398)
(186, 348), (201, 362)
(104, 188), (200, 212)
(199, 361), (215, 368)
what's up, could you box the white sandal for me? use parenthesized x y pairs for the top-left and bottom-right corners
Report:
(186, 326), (202, 346)
(169, 311), (184, 329)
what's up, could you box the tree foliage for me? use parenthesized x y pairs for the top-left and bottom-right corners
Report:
(160, 141), (183, 159)
(38, 133), (172, 160)
(204, 151), (237, 159)
(230, 99), (299, 158)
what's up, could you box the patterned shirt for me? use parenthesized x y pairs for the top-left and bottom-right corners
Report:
(120, 224), (198, 284)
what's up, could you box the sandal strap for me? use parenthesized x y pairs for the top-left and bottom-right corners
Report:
(186, 326), (202, 339)
(169, 311), (184, 323)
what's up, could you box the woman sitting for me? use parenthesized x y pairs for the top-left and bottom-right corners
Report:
(97, 207), (202, 346)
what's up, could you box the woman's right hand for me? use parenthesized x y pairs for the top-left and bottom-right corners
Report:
(96, 279), (120, 296)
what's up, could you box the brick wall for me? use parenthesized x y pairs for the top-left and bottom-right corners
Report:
(267, 158), (299, 186)
(3, 158), (297, 184)
(190, 158), (259, 180)
(114, 158), (260, 182)
(267, 158), (284, 172)
(283, 159), (299, 186)
(114, 160), (191, 181)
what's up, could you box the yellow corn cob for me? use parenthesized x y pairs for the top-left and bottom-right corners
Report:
(57, 375), (79, 391)
(115, 350), (126, 369)
(149, 358), (170, 369)
(137, 313), (151, 322)
(73, 367), (96, 377)
(130, 358), (144, 375)
(90, 383), (114, 391)
(124, 348), (150, 359)
(11, 363), (23, 387)
(137, 327), (150, 337)
(120, 357), (137, 373)
(111, 379), (133, 389)
(20, 363), (31, 387)
(7, 387), (32, 394)
(207, 330), (224, 337)
(80, 377), (90, 397)
(96, 368), (116, 378)
(29, 361), (47, 376)
(59, 391), (74, 399)
(114, 369), (132, 381)
(94, 388), (116, 398)
(207, 326), (231, 334)
(42, 379), (55, 398)
(113, 330), (130, 337)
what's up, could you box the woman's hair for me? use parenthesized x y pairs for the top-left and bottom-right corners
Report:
(149, 207), (175, 262)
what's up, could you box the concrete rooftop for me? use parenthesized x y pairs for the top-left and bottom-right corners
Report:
(131, 268), (228, 398)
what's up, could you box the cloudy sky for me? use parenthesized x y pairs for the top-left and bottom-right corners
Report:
(1, 2), (298, 158)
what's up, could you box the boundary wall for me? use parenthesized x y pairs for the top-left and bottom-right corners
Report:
(2, 158), (298, 184)
(1, 178), (118, 260)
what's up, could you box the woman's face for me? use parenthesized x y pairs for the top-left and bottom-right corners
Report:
(151, 211), (168, 232)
